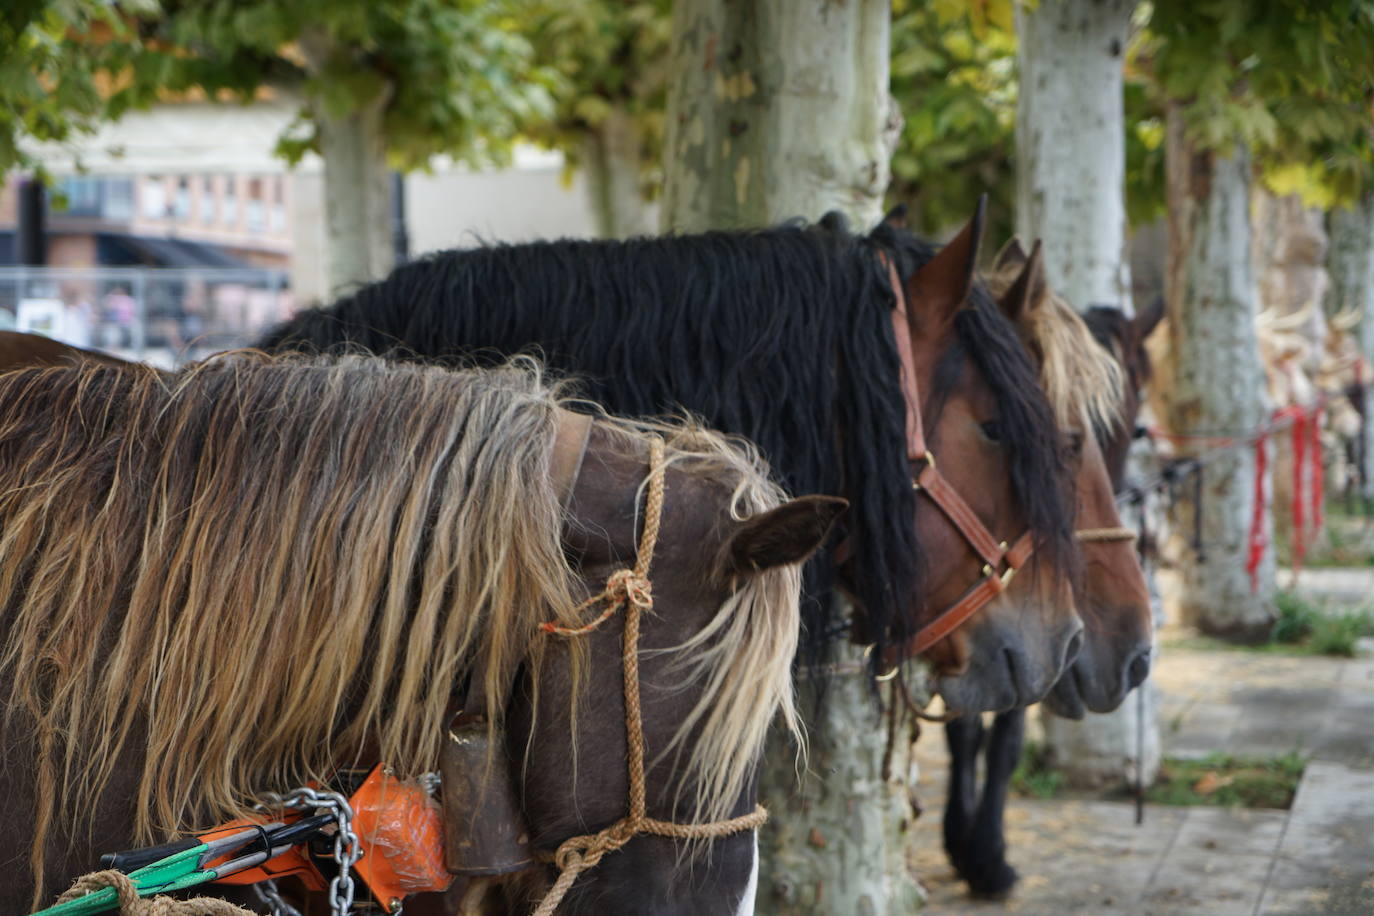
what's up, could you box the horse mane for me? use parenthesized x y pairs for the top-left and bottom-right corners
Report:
(1083, 306), (1154, 394)
(260, 225), (917, 667)
(868, 224), (1078, 574)
(0, 354), (797, 892)
(982, 265), (1126, 436)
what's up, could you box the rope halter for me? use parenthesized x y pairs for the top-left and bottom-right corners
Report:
(531, 436), (767, 916)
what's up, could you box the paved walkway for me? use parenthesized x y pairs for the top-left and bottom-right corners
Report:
(909, 574), (1374, 915)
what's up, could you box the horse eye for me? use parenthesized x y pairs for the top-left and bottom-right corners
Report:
(1066, 432), (1085, 457)
(980, 421), (1002, 443)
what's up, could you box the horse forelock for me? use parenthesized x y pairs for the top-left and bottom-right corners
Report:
(981, 267), (1128, 436)
(0, 353), (586, 892)
(260, 227), (921, 671)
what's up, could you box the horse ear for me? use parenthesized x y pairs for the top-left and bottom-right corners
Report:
(726, 495), (848, 574)
(819, 210), (850, 233)
(1132, 294), (1165, 343)
(882, 203), (909, 229)
(997, 239), (1046, 324)
(993, 236), (1030, 273)
(905, 194), (986, 329)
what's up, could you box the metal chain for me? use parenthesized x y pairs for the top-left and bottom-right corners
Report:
(251, 880), (304, 916)
(254, 786), (363, 916)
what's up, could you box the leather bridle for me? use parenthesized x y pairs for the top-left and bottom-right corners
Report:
(842, 255), (1036, 672)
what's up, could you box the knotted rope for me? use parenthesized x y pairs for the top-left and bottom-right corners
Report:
(53, 869), (256, 915)
(531, 436), (767, 916)
(1076, 526), (1137, 542)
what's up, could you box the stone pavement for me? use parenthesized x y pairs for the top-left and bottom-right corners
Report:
(908, 595), (1374, 915)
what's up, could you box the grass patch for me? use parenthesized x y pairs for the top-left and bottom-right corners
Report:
(1273, 591), (1319, 644)
(1309, 611), (1374, 657)
(1146, 751), (1306, 809)
(1010, 740), (1064, 799)
(1164, 590), (1373, 658)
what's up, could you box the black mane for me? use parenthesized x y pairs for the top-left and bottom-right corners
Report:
(871, 224), (1077, 579)
(260, 222), (1074, 665)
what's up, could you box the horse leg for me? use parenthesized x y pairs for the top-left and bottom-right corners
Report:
(959, 707), (1025, 898)
(942, 714), (984, 879)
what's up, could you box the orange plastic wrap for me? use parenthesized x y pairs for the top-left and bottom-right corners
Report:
(351, 765), (452, 910)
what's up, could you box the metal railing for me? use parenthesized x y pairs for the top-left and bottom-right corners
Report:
(0, 266), (293, 368)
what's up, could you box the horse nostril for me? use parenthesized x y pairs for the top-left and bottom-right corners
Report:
(1062, 628), (1085, 670)
(1126, 648), (1152, 689)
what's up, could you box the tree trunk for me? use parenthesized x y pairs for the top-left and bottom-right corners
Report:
(758, 645), (925, 915)
(582, 108), (653, 239)
(300, 30), (395, 296)
(1013, 0), (1155, 788)
(661, 0), (894, 233)
(662, 3), (917, 911)
(1161, 106), (1275, 640)
(313, 95), (394, 295)
(1325, 194), (1374, 500)
(1014, 0), (1133, 308)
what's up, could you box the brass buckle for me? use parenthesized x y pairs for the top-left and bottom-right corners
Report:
(981, 562), (1017, 590)
(910, 452), (936, 490)
(863, 644), (900, 681)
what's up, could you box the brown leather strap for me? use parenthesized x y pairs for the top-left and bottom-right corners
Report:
(881, 253), (927, 462)
(837, 253), (1039, 667)
(915, 461), (1005, 569)
(458, 408), (594, 722)
(881, 530), (1035, 668)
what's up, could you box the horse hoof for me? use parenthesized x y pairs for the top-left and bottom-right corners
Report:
(964, 859), (1019, 899)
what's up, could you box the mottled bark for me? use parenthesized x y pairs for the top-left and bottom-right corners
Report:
(1014, 0), (1154, 787)
(662, 0), (893, 232)
(758, 645), (925, 915)
(662, 3), (917, 910)
(1162, 107), (1275, 640)
(583, 108), (652, 239)
(1014, 0), (1133, 308)
(1325, 194), (1374, 499)
(300, 31), (395, 295)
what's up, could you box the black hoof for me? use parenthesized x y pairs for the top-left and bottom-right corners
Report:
(962, 857), (1019, 899)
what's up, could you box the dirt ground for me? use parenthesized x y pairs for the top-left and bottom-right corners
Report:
(908, 568), (1374, 916)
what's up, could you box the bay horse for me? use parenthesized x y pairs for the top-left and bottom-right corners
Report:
(0, 354), (843, 914)
(940, 240), (1163, 897)
(259, 206), (1084, 713)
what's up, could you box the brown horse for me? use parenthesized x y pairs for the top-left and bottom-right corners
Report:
(261, 206), (1083, 713)
(940, 240), (1158, 897)
(0, 354), (843, 914)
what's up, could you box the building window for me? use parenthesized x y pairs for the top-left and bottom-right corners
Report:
(104, 178), (134, 222)
(223, 176), (238, 226)
(246, 176), (265, 233)
(174, 177), (191, 222)
(57, 176), (102, 216)
(202, 176), (217, 225)
(141, 177), (166, 220)
(269, 177), (285, 233)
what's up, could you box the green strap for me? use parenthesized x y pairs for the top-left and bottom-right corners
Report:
(30, 844), (213, 916)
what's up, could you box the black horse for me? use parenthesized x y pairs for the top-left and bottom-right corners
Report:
(259, 214), (1082, 707)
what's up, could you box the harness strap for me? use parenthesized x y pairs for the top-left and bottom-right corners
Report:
(532, 435), (765, 916)
(880, 529), (1034, 668)
(836, 251), (1037, 668)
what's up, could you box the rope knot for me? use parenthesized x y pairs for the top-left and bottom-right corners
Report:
(606, 568), (653, 610)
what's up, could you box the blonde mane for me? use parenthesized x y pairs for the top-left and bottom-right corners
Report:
(986, 262), (1126, 434)
(0, 353), (798, 891)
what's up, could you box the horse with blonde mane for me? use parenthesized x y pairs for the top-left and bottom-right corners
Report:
(0, 353), (843, 914)
(937, 240), (1160, 897)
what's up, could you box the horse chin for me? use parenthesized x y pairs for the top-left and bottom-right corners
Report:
(1041, 674), (1087, 720)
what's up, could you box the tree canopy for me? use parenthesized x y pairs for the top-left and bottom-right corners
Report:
(1129, 0), (1374, 214)
(0, 0), (555, 176)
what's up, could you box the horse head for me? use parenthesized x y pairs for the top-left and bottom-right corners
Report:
(871, 202), (1083, 714)
(990, 240), (1155, 715)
